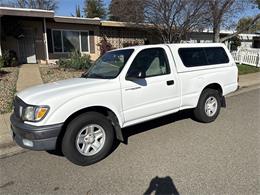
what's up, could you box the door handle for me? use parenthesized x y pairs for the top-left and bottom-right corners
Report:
(167, 80), (174, 86)
(125, 87), (141, 91)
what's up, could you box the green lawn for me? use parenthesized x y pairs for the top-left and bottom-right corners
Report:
(237, 64), (260, 75)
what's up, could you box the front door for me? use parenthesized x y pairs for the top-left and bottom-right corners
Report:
(18, 29), (37, 64)
(121, 47), (181, 124)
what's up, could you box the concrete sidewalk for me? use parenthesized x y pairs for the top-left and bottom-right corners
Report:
(0, 64), (43, 158)
(238, 72), (260, 88)
(0, 70), (259, 158)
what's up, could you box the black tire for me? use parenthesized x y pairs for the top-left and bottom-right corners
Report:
(193, 88), (221, 123)
(62, 112), (115, 166)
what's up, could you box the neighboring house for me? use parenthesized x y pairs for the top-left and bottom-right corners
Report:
(237, 33), (260, 49)
(0, 7), (259, 64)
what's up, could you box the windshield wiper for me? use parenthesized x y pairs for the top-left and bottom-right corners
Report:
(85, 73), (108, 79)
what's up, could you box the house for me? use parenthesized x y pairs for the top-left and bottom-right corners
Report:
(0, 7), (259, 64)
(0, 7), (157, 64)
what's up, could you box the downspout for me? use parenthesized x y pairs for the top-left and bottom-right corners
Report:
(43, 17), (49, 63)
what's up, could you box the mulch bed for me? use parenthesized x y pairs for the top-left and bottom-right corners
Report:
(0, 67), (19, 114)
(39, 65), (84, 83)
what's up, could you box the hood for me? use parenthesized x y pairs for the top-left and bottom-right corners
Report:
(17, 78), (119, 105)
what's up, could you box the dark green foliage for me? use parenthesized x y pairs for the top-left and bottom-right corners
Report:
(75, 4), (81, 17)
(230, 36), (241, 51)
(236, 16), (260, 34)
(58, 50), (92, 70)
(0, 56), (4, 69)
(0, 50), (19, 67)
(84, 0), (106, 19)
(109, 0), (145, 22)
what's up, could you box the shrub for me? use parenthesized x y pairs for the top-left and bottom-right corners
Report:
(0, 50), (19, 67)
(97, 35), (113, 56)
(123, 41), (140, 47)
(58, 50), (92, 70)
(0, 56), (4, 69)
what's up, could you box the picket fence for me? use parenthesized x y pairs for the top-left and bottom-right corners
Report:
(231, 49), (260, 67)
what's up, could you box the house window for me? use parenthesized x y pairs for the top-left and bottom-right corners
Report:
(63, 31), (80, 52)
(52, 30), (89, 53)
(53, 30), (62, 52)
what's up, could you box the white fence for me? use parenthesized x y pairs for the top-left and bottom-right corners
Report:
(231, 49), (260, 67)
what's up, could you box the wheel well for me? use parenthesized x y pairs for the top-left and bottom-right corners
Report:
(203, 83), (223, 96)
(55, 106), (122, 151)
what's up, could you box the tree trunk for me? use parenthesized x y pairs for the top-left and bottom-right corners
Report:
(213, 24), (220, 43)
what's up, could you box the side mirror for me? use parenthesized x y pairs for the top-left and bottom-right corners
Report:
(126, 71), (145, 81)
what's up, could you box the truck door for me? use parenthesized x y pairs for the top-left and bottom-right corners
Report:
(120, 46), (181, 124)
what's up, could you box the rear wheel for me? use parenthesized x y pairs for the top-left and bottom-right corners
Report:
(193, 89), (221, 123)
(62, 112), (115, 166)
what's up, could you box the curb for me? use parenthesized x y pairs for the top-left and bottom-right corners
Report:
(0, 133), (26, 159)
(227, 84), (260, 98)
(0, 144), (26, 159)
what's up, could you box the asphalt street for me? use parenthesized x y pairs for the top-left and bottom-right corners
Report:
(0, 88), (259, 195)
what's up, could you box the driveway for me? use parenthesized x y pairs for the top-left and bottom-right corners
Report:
(0, 88), (259, 194)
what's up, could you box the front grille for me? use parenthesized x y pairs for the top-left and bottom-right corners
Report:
(13, 96), (27, 120)
(13, 97), (20, 118)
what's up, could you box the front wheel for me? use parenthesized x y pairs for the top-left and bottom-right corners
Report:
(193, 89), (221, 123)
(62, 112), (115, 166)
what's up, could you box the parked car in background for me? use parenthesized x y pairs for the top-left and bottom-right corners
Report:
(10, 43), (238, 166)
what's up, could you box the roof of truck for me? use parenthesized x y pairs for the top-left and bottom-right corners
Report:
(111, 43), (226, 51)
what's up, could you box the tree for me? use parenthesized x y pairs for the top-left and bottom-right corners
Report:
(72, 4), (82, 17)
(84, 0), (106, 19)
(207, 0), (260, 42)
(109, 0), (146, 23)
(237, 16), (260, 34)
(207, 0), (237, 42)
(253, 0), (260, 9)
(14, 0), (58, 10)
(144, 0), (208, 43)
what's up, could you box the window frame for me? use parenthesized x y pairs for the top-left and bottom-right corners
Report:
(51, 29), (90, 54)
(178, 47), (230, 67)
(126, 47), (171, 79)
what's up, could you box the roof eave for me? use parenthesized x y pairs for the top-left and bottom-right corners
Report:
(0, 7), (54, 18)
(54, 16), (100, 25)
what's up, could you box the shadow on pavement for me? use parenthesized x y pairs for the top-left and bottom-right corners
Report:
(122, 109), (192, 144)
(47, 109), (192, 157)
(144, 176), (179, 195)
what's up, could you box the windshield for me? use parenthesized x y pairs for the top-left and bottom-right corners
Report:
(83, 49), (134, 79)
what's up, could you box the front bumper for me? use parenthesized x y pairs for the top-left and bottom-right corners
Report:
(10, 114), (63, 151)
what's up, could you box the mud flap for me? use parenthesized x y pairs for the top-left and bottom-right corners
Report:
(221, 96), (226, 108)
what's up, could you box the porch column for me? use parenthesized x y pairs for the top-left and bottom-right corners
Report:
(43, 18), (49, 62)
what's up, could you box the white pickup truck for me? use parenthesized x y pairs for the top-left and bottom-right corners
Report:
(11, 43), (238, 165)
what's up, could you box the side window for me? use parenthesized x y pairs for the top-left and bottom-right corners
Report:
(127, 48), (170, 78)
(178, 47), (229, 67)
(204, 47), (229, 64)
(178, 48), (207, 67)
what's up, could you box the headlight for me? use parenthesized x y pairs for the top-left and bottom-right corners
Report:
(22, 106), (49, 122)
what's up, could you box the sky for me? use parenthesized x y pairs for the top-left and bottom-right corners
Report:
(56, 0), (111, 16)
(56, 0), (259, 22)
(1, 0), (259, 22)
